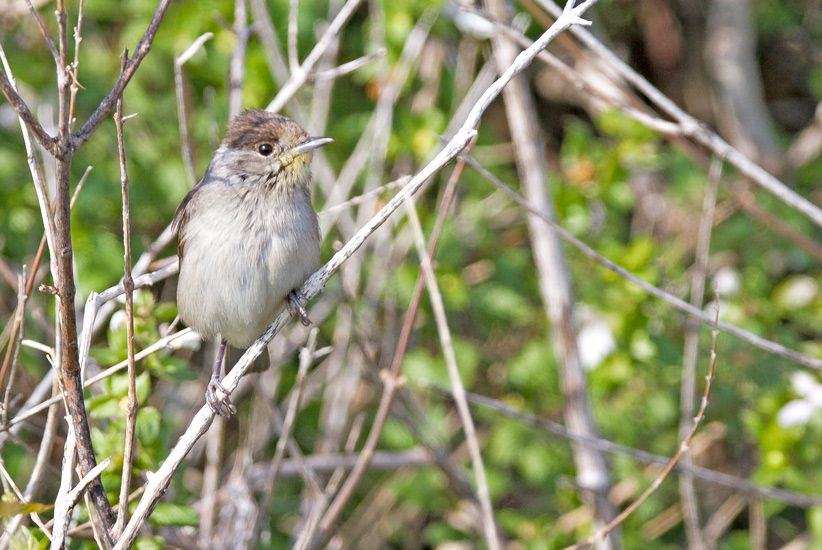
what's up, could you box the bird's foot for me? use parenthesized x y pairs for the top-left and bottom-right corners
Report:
(206, 375), (237, 418)
(287, 289), (312, 326)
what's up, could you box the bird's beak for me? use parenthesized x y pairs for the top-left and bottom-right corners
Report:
(289, 136), (333, 156)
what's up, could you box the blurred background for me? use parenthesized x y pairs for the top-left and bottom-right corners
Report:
(0, 0), (820, 548)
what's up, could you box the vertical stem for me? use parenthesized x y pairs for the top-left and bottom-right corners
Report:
(54, 154), (116, 538)
(113, 65), (138, 537)
(404, 199), (502, 549)
(679, 158), (722, 550)
(53, 0), (116, 539)
(484, 1), (617, 546)
(0, 269), (27, 434)
(199, 344), (226, 547)
(228, 0), (248, 120)
(288, 0), (300, 71)
(68, 0), (84, 129)
(173, 32), (214, 188)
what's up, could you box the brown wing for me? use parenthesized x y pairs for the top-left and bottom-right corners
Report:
(172, 185), (200, 261)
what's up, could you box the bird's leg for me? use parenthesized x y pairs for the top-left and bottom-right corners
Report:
(287, 289), (312, 326)
(205, 337), (236, 418)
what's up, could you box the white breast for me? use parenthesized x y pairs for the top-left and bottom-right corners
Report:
(177, 182), (320, 347)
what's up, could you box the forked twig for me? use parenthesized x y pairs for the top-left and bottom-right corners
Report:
(266, 0), (364, 113)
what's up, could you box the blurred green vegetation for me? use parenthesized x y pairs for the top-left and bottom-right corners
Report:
(1, 0), (820, 548)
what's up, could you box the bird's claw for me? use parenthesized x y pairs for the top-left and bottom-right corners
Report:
(206, 376), (237, 418)
(287, 289), (312, 326)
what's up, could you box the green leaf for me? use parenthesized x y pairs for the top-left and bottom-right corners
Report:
(148, 503), (199, 527)
(0, 500), (52, 518)
(147, 356), (197, 381)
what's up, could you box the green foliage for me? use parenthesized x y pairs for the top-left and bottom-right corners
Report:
(0, 500), (51, 518)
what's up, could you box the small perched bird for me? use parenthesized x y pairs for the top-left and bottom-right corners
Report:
(174, 110), (331, 417)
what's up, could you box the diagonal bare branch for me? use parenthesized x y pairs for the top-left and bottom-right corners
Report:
(461, 155), (822, 370)
(0, 67), (58, 155)
(531, 0), (822, 228)
(71, 0), (172, 150)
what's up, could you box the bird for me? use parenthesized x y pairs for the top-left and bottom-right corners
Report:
(173, 110), (331, 417)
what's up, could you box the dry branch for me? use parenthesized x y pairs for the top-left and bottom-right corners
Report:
(446, 389), (822, 508)
(71, 0), (172, 150)
(679, 158), (722, 549)
(486, 0), (617, 543)
(566, 304), (721, 549)
(51, 422), (111, 550)
(112, 75), (138, 538)
(462, 155), (822, 370)
(405, 199), (501, 549)
(266, 0), (364, 113)
(532, 0), (822, 228)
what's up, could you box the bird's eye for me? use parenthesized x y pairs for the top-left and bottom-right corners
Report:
(258, 143), (274, 156)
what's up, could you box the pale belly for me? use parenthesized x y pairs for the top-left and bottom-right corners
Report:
(177, 190), (320, 347)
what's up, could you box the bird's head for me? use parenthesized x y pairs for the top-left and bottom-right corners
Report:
(216, 110), (332, 188)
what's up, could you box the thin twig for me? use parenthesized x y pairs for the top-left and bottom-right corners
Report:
(565, 301), (722, 549)
(248, 0), (290, 85)
(269, 329), (318, 490)
(311, 49), (387, 81)
(250, 449), (432, 481)
(112, 59), (138, 538)
(266, 0), (364, 113)
(23, 0), (60, 64)
(71, 0), (172, 150)
(50, 421), (76, 550)
(5, 328), (192, 431)
(288, 0), (300, 72)
(199, 345), (226, 547)
(0, 270), (27, 433)
(440, 388), (822, 507)
(52, 420), (111, 550)
(228, 0), (249, 120)
(404, 199), (501, 549)
(318, 176), (409, 216)
(0, 462), (51, 540)
(0, 66), (57, 155)
(55, 0), (70, 140)
(679, 157), (722, 549)
(175, 33), (214, 188)
(68, 0), (85, 129)
(0, 378), (60, 549)
(462, 155), (822, 370)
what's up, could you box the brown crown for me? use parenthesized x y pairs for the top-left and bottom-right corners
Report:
(222, 110), (307, 151)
